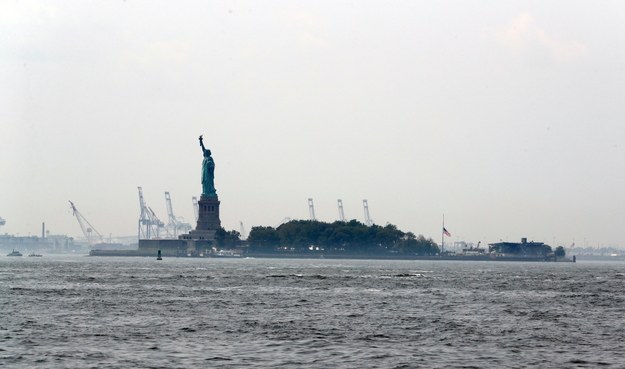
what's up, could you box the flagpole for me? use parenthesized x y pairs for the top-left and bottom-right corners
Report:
(441, 214), (445, 254)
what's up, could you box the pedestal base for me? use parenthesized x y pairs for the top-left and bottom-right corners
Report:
(196, 195), (221, 231)
(178, 195), (221, 243)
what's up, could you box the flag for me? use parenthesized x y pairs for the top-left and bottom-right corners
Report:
(443, 227), (451, 237)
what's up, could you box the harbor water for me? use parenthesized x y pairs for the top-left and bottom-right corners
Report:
(1, 256), (624, 368)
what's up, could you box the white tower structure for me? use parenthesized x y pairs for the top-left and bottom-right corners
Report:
(337, 199), (345, 222)
(363, 199), (373, 226)
(308, 198), (316, 221)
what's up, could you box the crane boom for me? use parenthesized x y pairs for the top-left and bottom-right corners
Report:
(165, 192), (176, 224)
(137, 187), (151, 239)
(69, 200), (104, 245)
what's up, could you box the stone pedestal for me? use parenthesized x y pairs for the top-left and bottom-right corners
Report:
(196, 195), (221, 230)
(180, 195), (221, 242)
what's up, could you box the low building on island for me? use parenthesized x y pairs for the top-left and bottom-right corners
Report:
(488, 238), (553, 259)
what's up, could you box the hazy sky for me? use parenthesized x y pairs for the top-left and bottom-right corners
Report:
(2, 1), (624, 247)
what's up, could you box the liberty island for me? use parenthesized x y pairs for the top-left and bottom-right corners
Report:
(87, 136), (572, 262)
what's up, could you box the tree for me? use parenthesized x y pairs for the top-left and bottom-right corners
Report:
(248, 220), (434, 256)
(555, 246), (566, 258)
(248, 226), (280, 252)
(215, 228), (241, 248)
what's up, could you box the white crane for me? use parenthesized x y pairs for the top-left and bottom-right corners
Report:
(165, 191), (177, 237)
(137, 187), (165, 239)
(308, 198), (316, 221)
(138, 187), (151, 239)
(69, 200), (104, 245)
(337, 199), (346, 222)
(363, 199), (373, 226)
(148, 207), (165, 239)
(164, 191), (192, 238)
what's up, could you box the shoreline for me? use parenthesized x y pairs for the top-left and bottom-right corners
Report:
(88, 249), (574, 262)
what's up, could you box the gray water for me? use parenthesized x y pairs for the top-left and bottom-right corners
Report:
(1, 256), (624, 368)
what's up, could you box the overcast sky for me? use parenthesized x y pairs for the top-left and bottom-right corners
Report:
(2, 0), (624, 247)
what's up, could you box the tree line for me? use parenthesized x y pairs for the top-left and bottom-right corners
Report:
(246, 219), (439, 256)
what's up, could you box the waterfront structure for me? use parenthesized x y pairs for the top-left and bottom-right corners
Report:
(488, 238), (552, 258)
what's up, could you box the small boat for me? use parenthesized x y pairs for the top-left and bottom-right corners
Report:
(213, 249), (241, 258)
(28, 253), (43, 257)
(7, 250), (23, 257)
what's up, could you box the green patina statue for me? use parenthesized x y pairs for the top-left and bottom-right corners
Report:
(199, 135), (217, 197)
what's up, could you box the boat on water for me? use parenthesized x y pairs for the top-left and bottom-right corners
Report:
(7, 250), (23, 257)
(213, 249), (241, 258)
(28, 252), (43, 257)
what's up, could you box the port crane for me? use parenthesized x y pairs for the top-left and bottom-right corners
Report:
(308, 198), (316, 221)
(137, 187), (165, 239)
(337, 199), (346, 222)
(363, 199), (373, 226)
(69, 201), (104, 245)
(164, 191), (192, 238)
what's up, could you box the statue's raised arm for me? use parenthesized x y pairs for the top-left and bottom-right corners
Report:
(199, 135), (207, 152)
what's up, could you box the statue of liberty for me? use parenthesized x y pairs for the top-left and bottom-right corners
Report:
(199, 135), (217, 197)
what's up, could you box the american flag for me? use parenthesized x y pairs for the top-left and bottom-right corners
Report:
(443, 227), (451, 237)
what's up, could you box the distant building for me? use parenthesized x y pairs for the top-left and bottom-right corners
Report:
(0, 234), (76, 253)
(488, 238), (552, 257)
